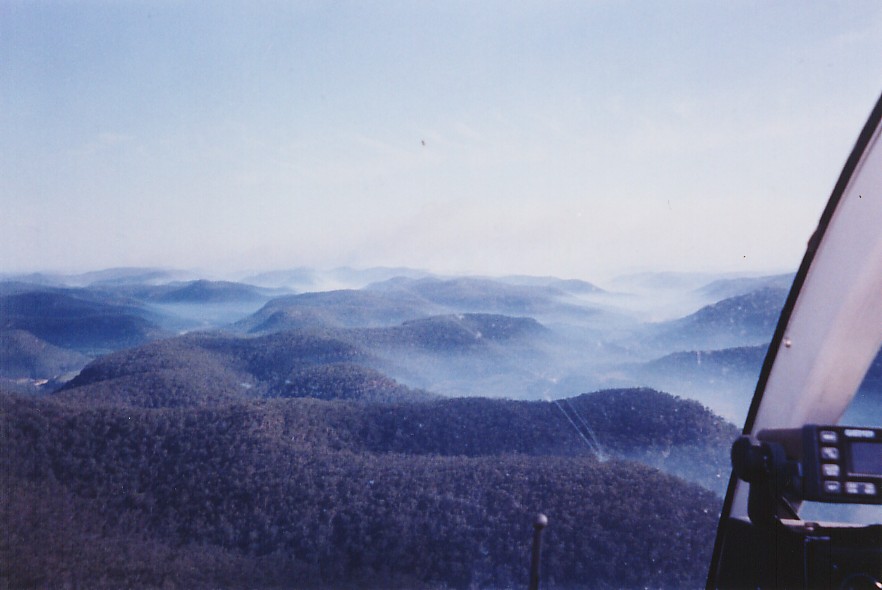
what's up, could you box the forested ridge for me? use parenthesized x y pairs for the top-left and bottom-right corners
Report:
(0, 329), (89, 381)
(1, 386), (728, 589)
(2, 275), (802, 405)
(57, 331), (735, 491)
(0, 290), (165, 353)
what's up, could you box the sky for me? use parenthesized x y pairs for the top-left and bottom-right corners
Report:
(2, 1), (882, 282)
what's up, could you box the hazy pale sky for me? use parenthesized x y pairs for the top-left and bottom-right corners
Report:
(2, 1), (882, 280)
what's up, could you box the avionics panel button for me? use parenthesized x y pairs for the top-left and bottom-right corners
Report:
(845, 482), (877, 495)
(820, 447), (840, 460)
(822, 464), (840, 477)
(823, 481), (841, 494)
(859, 482), (876, 495)
(820, 430), (838, 444)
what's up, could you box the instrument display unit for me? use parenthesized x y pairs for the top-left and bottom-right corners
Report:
(801, 425), (882, 504)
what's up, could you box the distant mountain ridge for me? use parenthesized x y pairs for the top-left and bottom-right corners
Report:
(365, 276), (581, 315)
(152, 280), (273, 304)
(0, 290), (166, 353)
(695, 273), (794, 301)
(1, 267), (197, 287)
(645, 286), (787, 352)
(238, 288), (439, 332)
(641, 345), (767, 380)
(95, 279), (278, 305)
(352, 313), (547, 351)
(243, 265), (433, 291)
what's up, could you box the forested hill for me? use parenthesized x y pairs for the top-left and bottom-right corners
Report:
(0, 328), (89, 381)
(56, 332), (735, 491)
(0, 289), (165, 352)
(55, 317), (547, 408)
(646, 287), (787, 352)
(56, 329), (437, 407)
(1, 388), (724, 590)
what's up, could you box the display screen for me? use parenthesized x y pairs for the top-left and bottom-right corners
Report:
(850, 441), (882, 476)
